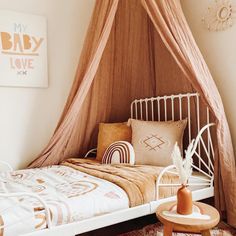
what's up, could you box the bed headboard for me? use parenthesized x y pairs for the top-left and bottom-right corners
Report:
(130, 93), (214, 176)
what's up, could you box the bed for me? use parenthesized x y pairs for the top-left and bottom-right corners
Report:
(0, 93), (215, 236)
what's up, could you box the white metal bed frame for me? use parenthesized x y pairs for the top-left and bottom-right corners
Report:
(0, 93), (215, 236)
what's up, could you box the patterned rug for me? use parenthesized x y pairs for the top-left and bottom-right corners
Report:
(119, 222), (236, 236)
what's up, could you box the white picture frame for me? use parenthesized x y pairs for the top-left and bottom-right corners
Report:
(0, 10), (48, 88)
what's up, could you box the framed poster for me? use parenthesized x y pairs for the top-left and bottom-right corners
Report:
(0, 10), (48, 88)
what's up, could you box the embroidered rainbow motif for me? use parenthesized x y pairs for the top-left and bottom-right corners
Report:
(102, 141), (135, 165)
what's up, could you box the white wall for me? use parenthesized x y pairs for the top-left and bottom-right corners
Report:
(3, 0), (235, 170)
(0, 0), (95, 169)
(181, 0), (236, 156)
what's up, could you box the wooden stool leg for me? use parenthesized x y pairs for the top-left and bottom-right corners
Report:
(163, 223), (173, 236)
(201, 229), (211, 236)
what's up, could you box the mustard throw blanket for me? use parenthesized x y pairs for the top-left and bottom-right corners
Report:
(62, 158), (178, 207)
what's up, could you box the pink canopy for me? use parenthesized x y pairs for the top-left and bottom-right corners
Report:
(29, 0), (236, 227)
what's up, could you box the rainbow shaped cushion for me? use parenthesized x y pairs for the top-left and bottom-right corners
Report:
(102, 141), (135, 165)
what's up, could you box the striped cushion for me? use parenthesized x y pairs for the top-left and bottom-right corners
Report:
(102, 141), (135, 165)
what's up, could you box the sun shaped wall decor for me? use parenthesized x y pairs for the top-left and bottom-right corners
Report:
(202, 0), (236, 31)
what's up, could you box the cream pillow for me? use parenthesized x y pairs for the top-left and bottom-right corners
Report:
(129, 119), (187, 166)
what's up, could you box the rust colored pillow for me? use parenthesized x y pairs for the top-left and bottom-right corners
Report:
(96, 122), (132, 161)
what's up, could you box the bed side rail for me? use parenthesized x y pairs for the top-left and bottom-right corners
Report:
(0, 192), (52, 230)
(155, 123), (215, 200)
(84, 148), (97, 158)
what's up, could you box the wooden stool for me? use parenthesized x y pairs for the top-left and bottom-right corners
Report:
(156, 201), (220, 236)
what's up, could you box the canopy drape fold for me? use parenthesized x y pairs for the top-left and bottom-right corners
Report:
(141, 0), (236, 226)
(29, 0), (119, 167)
(29, 0), (236, 227)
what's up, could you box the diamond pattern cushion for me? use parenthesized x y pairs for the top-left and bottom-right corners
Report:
(128, 119), (187, 166)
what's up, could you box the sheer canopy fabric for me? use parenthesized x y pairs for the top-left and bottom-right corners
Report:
(29, 0), (236, 226)
(29, 0), (119, 166)
(142, 0), (236, 225)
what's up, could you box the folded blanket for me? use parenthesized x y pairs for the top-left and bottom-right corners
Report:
(62, 158), (178, 207)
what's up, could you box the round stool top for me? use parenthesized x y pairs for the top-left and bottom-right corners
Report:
(156, 201), (220, 232)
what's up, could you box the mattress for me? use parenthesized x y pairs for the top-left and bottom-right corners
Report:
(0, 162), (210, 235)
(0, 165), (129, 236)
